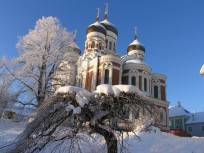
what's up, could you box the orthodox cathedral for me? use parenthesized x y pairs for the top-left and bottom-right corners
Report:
(62, 5), (169, 130)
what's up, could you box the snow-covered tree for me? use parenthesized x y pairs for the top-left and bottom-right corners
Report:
(3, 16), (77, 107)
(0, 65), (19, 117)
(8, 85), (159, 153)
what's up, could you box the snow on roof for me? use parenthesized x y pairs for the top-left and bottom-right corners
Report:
(186, 112), (204, 124)
(94, 84), (145, 96)
(88, 21), (106, 30)
(125, 59), (147, 65)
(169, 105), (190, 117)
(129, 38), (143, 46)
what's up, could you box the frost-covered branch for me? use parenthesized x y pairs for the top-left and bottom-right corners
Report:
(8, 85), (159, 153)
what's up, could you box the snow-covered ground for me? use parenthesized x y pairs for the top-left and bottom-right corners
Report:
(0, 119), (204, 153)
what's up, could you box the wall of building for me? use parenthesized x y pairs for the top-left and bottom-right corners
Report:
(186, 123), (204, 137)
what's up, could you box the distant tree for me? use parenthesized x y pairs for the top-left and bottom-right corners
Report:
(2, 16), (77, 107)
(0, 65), (19, 117)
(8, 85), (159, 153)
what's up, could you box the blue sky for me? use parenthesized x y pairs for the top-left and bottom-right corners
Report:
(0, 0), (204, 112)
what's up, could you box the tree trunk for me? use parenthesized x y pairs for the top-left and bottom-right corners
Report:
(92, 124), (117, 153)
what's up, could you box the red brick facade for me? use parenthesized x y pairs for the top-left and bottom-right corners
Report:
(112, 69), (119, 85)
(160, 85), (166, 101)
(122, 76), (128, 84)
(86, 71), (93, 91)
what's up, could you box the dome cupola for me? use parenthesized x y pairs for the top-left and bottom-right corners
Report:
(68, 31), (81, 54)
(127, 28), (145, 61)
(127, 31), (145, 53)
(86, 8), (106, 36)
(100, 19), (118, 36)
(100, 4), (118, 36)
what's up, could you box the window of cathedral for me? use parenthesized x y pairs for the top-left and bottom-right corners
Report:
(113, 42), (116, 52)
(91, 41), (95, 48)
(154, 85), (159, 98)
(99, 42), (102, 50)
(159, 107), (166, 126)
(144, 78), (147, 92)
(160, 111), (164, 122)
(109, 41), (112, 50)
(104, 69), (109, 84)
(105, 39), (108, 48)
(131, 76), (136, 86)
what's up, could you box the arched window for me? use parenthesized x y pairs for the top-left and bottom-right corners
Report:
(131, 76), (136, 86)
(91, 41), (95, 48)
(104, 69), (109, 84)
(159, 107), (167, 126)
(109, 41), (112, 50)
(99, 42), (102, 50)
(154, 85), (158, 98)
(144, 78), (147, 91)
(105, 39), (108, 48)
(160, 111), (164, 122)
(113, 42), (116, 51)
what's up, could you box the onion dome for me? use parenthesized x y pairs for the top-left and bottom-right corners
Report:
(100, 3), (118, 36)
(86, 8), (106, 36)
(127, 32), (145, 53)
(68, 31), (81, 54)
(69, 41), (81, 54)
(100, 19), (118, 36)
(86, 21), (106, 35)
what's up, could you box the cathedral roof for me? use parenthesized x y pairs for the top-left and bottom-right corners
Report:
(86, 21), (107, 35)
(127, 36), (145, 53)
(125, 59), (147, 65)
(100, 19), (118, 36)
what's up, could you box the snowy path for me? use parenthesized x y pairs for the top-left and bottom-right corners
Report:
(0, 119), (204, 153)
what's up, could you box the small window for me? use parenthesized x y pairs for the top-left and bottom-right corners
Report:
(104, 69), (109, 84)
(99, 42), (102, 50)
(154, 86), (158, 98)
(144, 78), (147, 91)
(175, 119), (181, 128)
(188, 127), (192, 132)
(109, 41), (112, 50)
(91, 41), (95, 48)
(113, 42), (116, 51)
(105, 39), (108, 48)
(202, 126), (204, 131)
(160, 112), (164, 122)
(131, 76), (136, 86)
